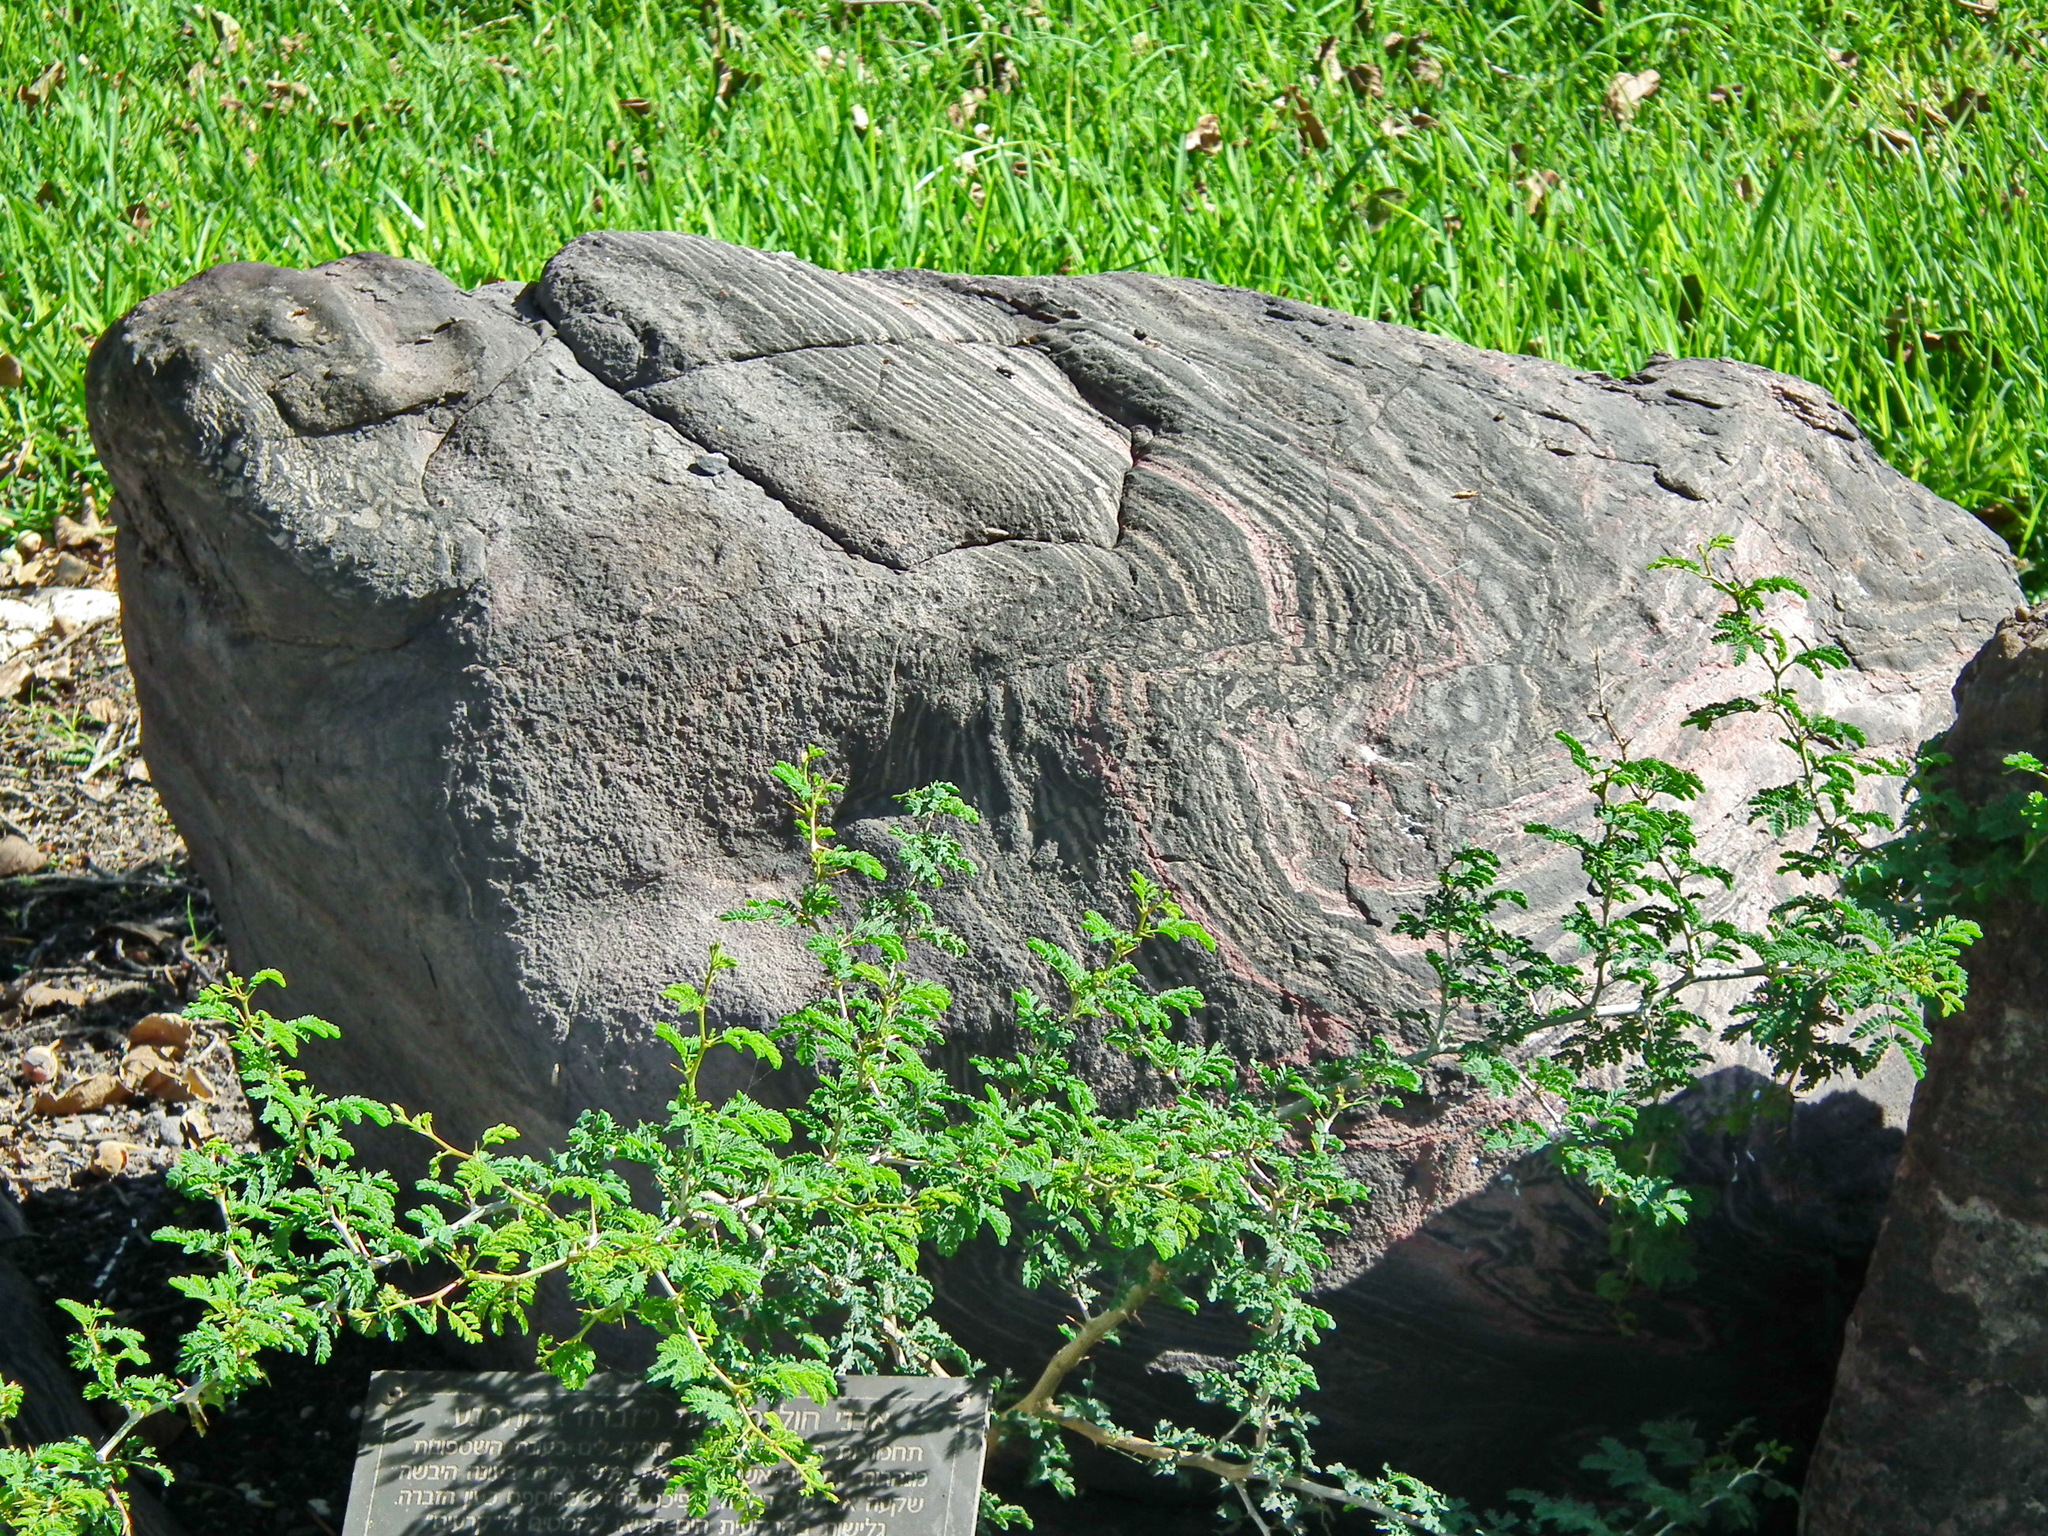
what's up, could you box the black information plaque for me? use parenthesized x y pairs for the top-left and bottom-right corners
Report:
(340, 1371), (987, 1536)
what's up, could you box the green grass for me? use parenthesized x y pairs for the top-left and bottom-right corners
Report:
(3, 0), (2045, 578)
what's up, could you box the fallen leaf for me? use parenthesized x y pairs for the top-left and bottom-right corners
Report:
(181, 1105), (215, 1144)
(1826, 48), (1858, 72)
(1872, 124), (1915, 152)
(125, 757), (152, 783)
(20, 981), (87, 1012)
(129, 1052), (214, 1104)
(1183, 112), (1222, 154)
(100, 921), (173, 957)
(1314, 36), (1344, 87)
(35, 181), (59, 208)
(1956, 0), (1996, 16)
(617, 96), (652, 115)
(1603, 69), (1661, 123)
(1709, 83), (1744, 105)
(207, 7), (244, 55)
(1347, 62), (1384, 98)
(20, 1044), (60, 1084)
(1361, 186), (1407, 228)
(128, 1014), (194, 1050)
(52, 512), (104, 549)
(1284, 86), (1330, 150)
(1522, 168), (1563, 217)
(1413, 56), (1444, 88)
(90, 1140), (134, 1177)
(1947, 86), (1989, 124)
(0, 835), (45, 878)
(122, 1043), (177, 1084)
(33, 1074), (131, 1116)
(16, 60), (64, 109)
(1379, 114), (1414, 138)
(0, 355), (22, 390)
(1734, 173), (1759, 203)
(1677, 272), (1706, 326)
(947, 86), (987, 127)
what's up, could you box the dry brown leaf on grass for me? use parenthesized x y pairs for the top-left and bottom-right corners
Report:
(1347, 61), (1384, 98)
(1522, 168), (1563, 217)
(1183, 112), (1222, 154)
(1734, 173), (1759, 203)
(0, 355), (23, 390)
(1946, 86), (1991, 125)
(1360, 186), (1407, 229)
(206, 7), (245, 55)
(947, 86), (987, 127)
(1956, 0), (1997, 17)
(1603, 69), (1660, 122)
(617, 96), (653, 115)
(1284, 86), (1330, 150)
(1314, 36), (1344, 88)
(1827, 48), (1859, 72)
(16, 60), (64, 109)
(1413, 56), (1444, 88)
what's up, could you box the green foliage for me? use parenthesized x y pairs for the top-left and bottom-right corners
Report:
(0, 547), (1964, 1535)
(1, 0), (2045, 575)
(1354, 1420), (1794, 1534)
(1495, 1422), (1796, 1536)
(1864, 746), (2048, 915)
(0, 1375), (125, 1536)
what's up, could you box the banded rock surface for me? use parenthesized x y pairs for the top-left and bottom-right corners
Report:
(87, 235), (2017, 1495)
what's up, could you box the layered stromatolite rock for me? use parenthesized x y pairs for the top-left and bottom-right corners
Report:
(86, 235), (2018, 1497)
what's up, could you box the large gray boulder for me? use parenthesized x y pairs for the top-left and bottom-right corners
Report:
(86, 235), (2016, 1495)
(1802, 611), (2048, 1534)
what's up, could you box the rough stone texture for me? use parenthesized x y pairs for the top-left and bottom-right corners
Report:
(86, 235), (2018, 1492)
(1803, 612), (2048, 1535)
